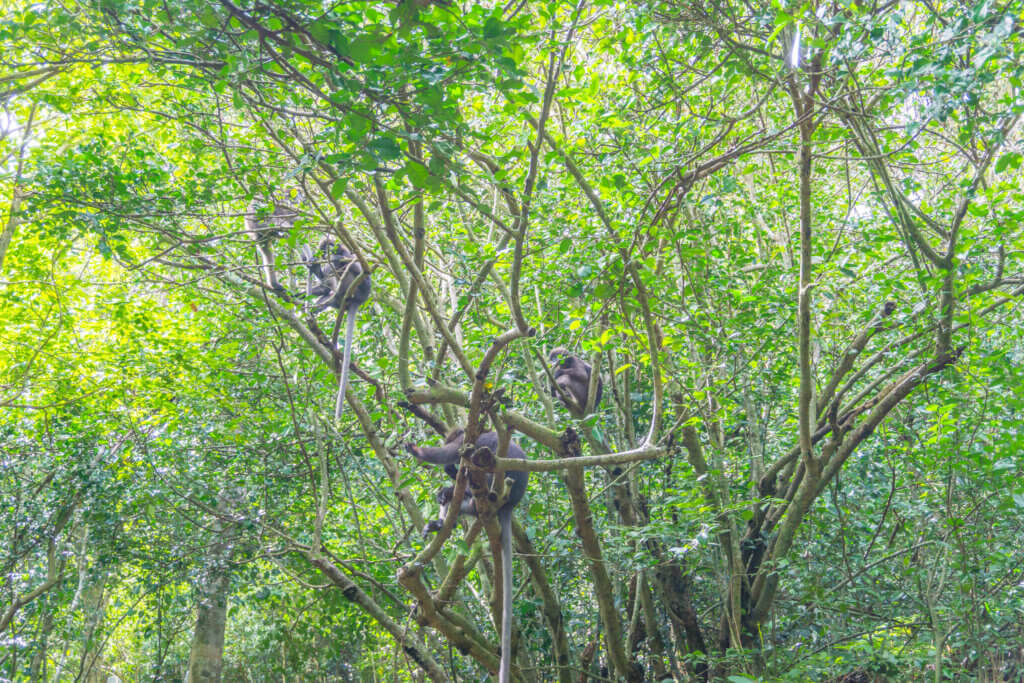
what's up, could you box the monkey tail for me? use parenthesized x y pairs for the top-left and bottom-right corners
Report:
(334, 303), (358, 420)
(499, 507), (513, 683)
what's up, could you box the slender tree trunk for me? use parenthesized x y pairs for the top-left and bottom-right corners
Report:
(187, 518), (234, 683)
(53, 558), (108, 683)
(28, 600), (53, 681)
(0, 103), (35, 272)
(76, 577), (108, 681)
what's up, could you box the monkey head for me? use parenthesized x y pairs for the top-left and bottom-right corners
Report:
(548, 346), (572, 368)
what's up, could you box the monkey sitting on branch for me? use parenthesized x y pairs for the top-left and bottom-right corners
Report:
(404, 429), (528, 683)
(301, 238), (372, 419)
(549, 347), (603, 415)
(244, 200), (297, 293)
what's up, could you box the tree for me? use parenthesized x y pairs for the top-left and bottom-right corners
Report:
(2, 0), (1023, 679)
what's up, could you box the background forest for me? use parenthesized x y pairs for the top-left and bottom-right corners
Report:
(2, 0), (1023, 681)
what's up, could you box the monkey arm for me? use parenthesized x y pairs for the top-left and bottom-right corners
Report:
(323, 261), (360, 310)
(422, 519), (444, 536)
(300, 244), (326, 280)
(553, 375), (584, 412)
(404, 441), (461, 466)
(309, 281), (332, 296)
(565, 361), (590, 381)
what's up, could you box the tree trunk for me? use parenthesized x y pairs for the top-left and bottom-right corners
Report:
(187, 519), (234, 683)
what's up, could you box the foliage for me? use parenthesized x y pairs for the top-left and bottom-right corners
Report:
(2, 0), (1023, 680)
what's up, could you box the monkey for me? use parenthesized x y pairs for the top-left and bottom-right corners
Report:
(301, 238), (372, 420)
(405, 429), (528, 683)
(421, 483), (462, 536)
(245, 201), (297, 292)
(405, 430), (528, 533)
(549, 347), (603, 414)
(421, 459), (473, 535)
(304, 239), (350, 310)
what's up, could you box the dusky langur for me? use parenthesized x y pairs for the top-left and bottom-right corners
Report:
(301, 238), (372, 420)
(420, 483), (460, 536)
(549, 347), (603, 414)
(245, 201), (297, 292)
(405, 429), (529, 683)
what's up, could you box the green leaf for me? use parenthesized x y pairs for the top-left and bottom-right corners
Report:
(199, 8), (219, 28)
(368, 136), (402, 161)
(344, 114), (371, 142)
(405, 160), (430, 188)
(482, 16), (504, 39)
(773, 11), (793, 26)
(308, 20), (330, 44)
(994, 152), (1022, 174)
(348, 35), (378, 62)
